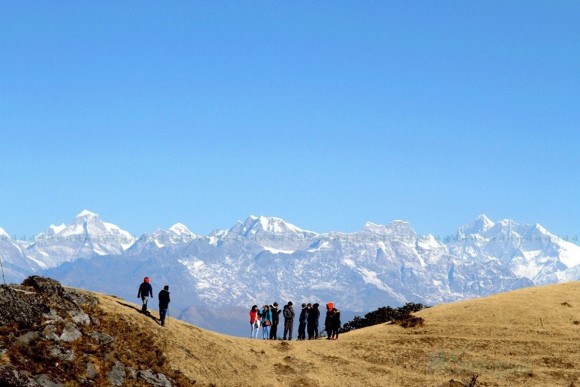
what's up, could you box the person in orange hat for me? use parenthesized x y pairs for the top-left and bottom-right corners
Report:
(325, 302), (334, 339)
(137, 276), (153, 314)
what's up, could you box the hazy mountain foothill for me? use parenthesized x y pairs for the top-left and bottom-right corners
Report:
(1, 210), (579, 338)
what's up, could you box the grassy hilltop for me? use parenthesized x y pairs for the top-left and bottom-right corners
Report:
(1, 277), (579, 386)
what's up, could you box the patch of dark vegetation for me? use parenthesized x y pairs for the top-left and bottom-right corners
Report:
(278, 341), (291, 351)
(0, 276), (194, 386)
(561, 302), (573, 307)
(273, 362), (295, 374)
(397, 315), (424, 328)
(340, 302), (428, 333)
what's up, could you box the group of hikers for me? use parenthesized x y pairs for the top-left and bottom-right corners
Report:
(137, 277), (171, 327)
(136, 276), (343, 340)
(249, 301), (341, 340)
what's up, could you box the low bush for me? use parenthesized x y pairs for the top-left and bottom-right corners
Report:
(340, 302), (428, 333)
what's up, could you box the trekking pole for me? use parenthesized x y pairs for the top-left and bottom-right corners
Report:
(0, 253), (6, 286)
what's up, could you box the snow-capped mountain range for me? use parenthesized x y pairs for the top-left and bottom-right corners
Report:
(1, 211), (579, 335)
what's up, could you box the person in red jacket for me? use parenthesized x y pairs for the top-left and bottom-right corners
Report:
(249, 305), (260, 339)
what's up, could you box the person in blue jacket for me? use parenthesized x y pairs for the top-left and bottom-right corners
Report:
(260, 304), (272, 340)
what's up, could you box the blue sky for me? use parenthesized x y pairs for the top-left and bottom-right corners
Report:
(1, 1), (579, 239)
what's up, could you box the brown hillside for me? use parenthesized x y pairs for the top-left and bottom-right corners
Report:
(97, 281), (580, 386)
(2, 278), (580, 386)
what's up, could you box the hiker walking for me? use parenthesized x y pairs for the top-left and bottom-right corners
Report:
(158, 285), (170, 327)
(249, 305), (260, 339)
(282, 301), (295, 340)
(137, 277), (153, 314)
(261, 304), (272, 340)
(269, 302), (281, 340)
(307, 303), (319, 339)
(298, 303), (308, 340)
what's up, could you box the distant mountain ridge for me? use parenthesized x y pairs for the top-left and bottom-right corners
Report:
(1, 210), (579, 336)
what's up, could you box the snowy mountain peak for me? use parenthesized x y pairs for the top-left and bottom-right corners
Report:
(533, 223), (549, 235)
(237, 215), (315, 238)
(363, 220), (416, 239)
(168, 223), (196, 237)
(47, 224), (66, 237)
(458, 214), (495, 236)
(76, 209), (98, 219)
(363, 222), (386, 233)
(29, 211), (136, 268)
(0, 227), (10, 238)
(490, 219), (529, 236)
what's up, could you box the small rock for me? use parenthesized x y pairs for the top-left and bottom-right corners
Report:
(60, 322), (82, 342)
(42, 325), (60, 341)
(127, 367), (137, 379)
(86, 361), (97, 379)
(89, 332), (114, 345)
(138, 369), (172, 387)
(64, 289), (99, 307)
(50, 346), (75, 362)
(108, 361), (126, 386)
(35, 374), (64, 387)
(42, 309), (63, 324)
(16, 331), (40, 346)
(70, 310), (91, 326)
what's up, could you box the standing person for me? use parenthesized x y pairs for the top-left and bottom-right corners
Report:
(312, 303), (321, 339)
(261, 304), (272, 340)
(307, 303), (318, 339)
(325, 302), (334, 339)
(137, 277), (153, 314)
(298, 303), (308, 340)
(283, 301), (295, 340)
(249, 305), (260, 339)
(331, 307), (341, 340)
(269, 302), (281, 340)
(158, 285), (170, 327)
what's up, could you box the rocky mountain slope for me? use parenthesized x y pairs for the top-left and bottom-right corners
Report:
(0, 276), (189, 386)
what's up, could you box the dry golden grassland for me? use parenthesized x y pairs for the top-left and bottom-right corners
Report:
(96, 281), (580, 386)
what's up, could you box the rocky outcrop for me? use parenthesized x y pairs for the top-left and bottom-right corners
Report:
(0, 276), (179, 386)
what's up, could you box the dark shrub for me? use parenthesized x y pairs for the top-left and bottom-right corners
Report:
(340, 302), (428, 333)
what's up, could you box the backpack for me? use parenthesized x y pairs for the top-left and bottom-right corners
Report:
(271, 307), (280, 324)
(283, 306), (292, 319)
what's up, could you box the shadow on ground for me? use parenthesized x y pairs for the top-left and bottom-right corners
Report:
(116, 301), (161, 325)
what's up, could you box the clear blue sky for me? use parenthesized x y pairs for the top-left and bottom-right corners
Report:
(1, 1), (579, 239)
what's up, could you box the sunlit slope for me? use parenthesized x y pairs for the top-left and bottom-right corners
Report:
(96, 282), (580, 386)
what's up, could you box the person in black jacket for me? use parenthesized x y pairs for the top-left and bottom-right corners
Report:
(269, 302), (281, 340)
(298, 303), (308, 340)
(325, 303), (334, 339)
(330, 307), (341, 340)
(307, 303), (320, 339)
(282, 301), (295, 340)
(158, 285), (170, 326)
(137, 277), (153, 314)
